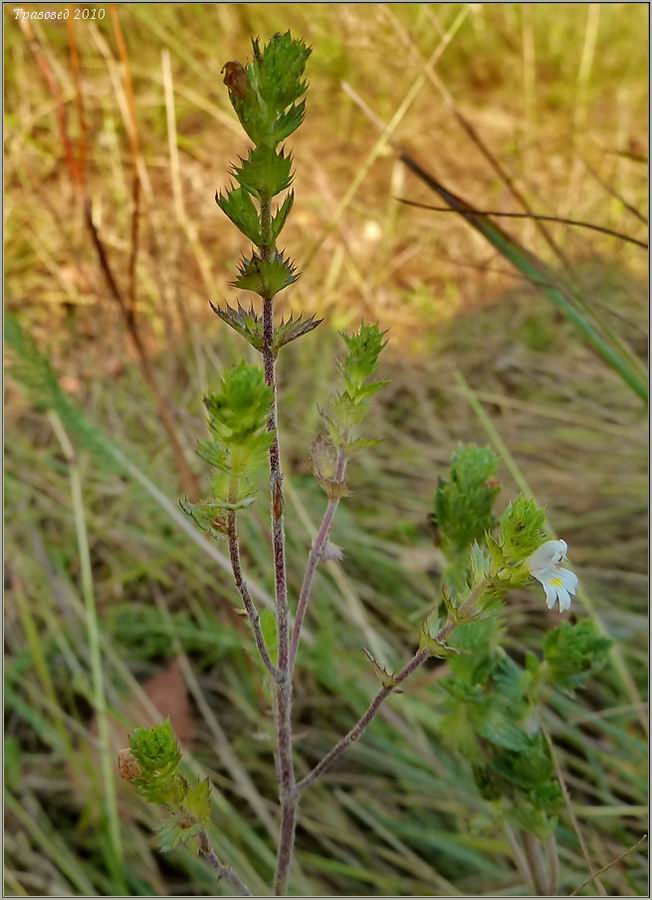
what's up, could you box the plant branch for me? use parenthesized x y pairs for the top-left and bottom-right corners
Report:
(295, 647), (430, 793)
(545, 834), (560, 895)
(198, 830), (252, 896)
(295, 579), (491, 794)
(521, 831), (550, 896)
(259, 196), (296, 896)
(226, 466), (279, 679)
(504, 822), (537, 894)
(289, 449), (347, 672)
(226, 511), (281, 680)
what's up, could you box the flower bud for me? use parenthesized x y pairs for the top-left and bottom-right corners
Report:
(117, 748), (141, 781)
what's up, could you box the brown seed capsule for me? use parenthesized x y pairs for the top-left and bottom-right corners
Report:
(117, 748), (141, 781)
(221, 61), (250, 100)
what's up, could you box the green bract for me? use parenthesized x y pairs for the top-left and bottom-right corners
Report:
(226, 33), (310, 150)
(232, 145), (294, 200)
(340, 324), (387, 397)
(433, 445), (500, 594)
(231, 251), (299, 297)
(543, 619), (612, 692)
(204, 363), (272, 449)
(499, 496), (547, 565)
(433, 445), (499, 557)
(314, 325), (388, 493)
(430, 448), (588, 840)
(215, 186), (262, 245)
(126, 722), (213, 855)
(181, 364), (273, 533)
(129, 719), (185, 806)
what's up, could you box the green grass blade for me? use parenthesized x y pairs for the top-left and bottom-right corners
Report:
(400, 154), (648, 402)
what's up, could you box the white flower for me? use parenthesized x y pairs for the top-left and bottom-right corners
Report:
(526, 539), (577, 612)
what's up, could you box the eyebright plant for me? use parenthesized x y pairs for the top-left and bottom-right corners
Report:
(429, 444), (610, 894)
(118, 34), (612, 897)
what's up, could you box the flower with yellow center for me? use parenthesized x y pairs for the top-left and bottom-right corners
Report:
(526, 539), (577, 612)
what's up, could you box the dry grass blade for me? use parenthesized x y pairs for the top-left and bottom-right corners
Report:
(569, 834), (648, 896)
(400, 152), (647, 402)
(399, 199), (648, 249)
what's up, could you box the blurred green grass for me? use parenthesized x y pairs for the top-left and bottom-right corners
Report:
(5, 3), (648, 897)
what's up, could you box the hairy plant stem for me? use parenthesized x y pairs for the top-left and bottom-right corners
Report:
(295, 585), (489, 793)
(522, 831), (550, 896)
(259, 196), (296, 896)
(504, 822), (537, 894)
(544, 834), (560, 895)
(226, 471), (280, 679)
(295, 647), (429, 792)
(289, 449), (347, 672)
(198, 830), (252, 896)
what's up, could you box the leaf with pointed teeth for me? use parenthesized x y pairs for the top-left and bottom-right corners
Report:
(419, 613), (461, 657)
(271, 100), (306, 144)
(362, 648), (403, 692)
(210, 301), (264, 352)
(232, 250), (299, 297)
(273, 310), (322, 353)
(215, 186), (261, 244)
(232, 145), (293, 199)
(271, 191), (295, 242)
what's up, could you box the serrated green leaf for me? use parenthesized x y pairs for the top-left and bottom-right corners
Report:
(215, 186), (261, 244)
(233, 145), (293, 199)
(232, 251), (299, 297)
(419, 613), (460, 657)
(270, 100), (306, 143)
(225, 33), (311, 148)
(362, 648), (403, 691)
(271, 191), (294, 242)
(475, 707), (529, 751)
(157, 815), (202, 854)
(210, 301), (264, 352)
(273, 310), (322, 354)
(499, 496), (547, 565)
(432, 446), (500, 572)
(184, 778), (211, 826)
(179, 497), (229, 540)
(543, 619), (612, 692)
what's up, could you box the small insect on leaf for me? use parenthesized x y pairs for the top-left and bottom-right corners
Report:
(221, 61), (250, 100)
